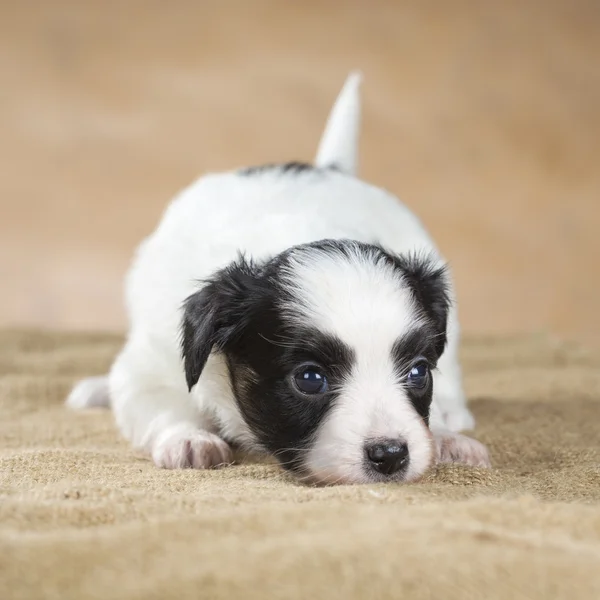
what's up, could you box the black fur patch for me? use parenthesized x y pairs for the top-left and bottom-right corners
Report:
(393, 253), (450, 358)
(239, 161), (337, 177)
(228, 327), (355, 472)
(181, 255), (267, 391)
(391, 328), (439, 423)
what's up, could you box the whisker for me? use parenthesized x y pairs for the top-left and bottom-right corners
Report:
(258, 333), (297, 350)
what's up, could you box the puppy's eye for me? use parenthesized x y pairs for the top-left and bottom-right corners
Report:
(406, 362), (429, 389)
(294, 367), (328, 395)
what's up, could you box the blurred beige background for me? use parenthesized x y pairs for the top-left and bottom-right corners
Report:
(1, 0), (599, 342)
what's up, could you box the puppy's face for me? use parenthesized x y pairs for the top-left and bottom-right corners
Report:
(182, 240), (449, 485)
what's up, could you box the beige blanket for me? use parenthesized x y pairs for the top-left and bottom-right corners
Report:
(1, 331), (599, 599)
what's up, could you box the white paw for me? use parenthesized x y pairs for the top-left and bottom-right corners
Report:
(443, 407), (476, 432)
(152, 425), (233, 469)
(434, 431), (491, 468)
(66, 376), (110, 409)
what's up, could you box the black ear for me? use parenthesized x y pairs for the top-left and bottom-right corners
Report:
(181, 256), (263, 391)
(398, 253), (451, 358)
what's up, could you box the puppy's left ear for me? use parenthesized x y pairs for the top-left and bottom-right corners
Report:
(181, 257), (263, 391)
(399, 253), (451, 358)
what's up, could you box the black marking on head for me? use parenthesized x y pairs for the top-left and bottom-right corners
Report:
(391, 328), (439, 423)
(228, 327), (354, 472)
(393, 252), (450, 358)
(181, 255), (268, 391)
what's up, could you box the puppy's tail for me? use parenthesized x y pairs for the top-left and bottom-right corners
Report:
(66, 375), (110, 410)
(315, 71), (362, 176)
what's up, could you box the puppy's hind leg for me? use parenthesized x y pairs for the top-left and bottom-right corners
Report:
(109, 337), (232, 470)
(66, 376), (110, 409)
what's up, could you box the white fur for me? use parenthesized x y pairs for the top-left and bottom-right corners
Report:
(279, 243), (426, 337)
(68, 73), (485, 482)
(315, 71), (362, 175)
(66, 376), (109, 409)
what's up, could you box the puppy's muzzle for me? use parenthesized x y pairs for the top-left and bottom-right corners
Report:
(365, 438), (409, 476)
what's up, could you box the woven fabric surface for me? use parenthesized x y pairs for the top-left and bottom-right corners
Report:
(0, 330), (599, 600)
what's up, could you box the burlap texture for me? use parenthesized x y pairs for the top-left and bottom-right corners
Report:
(1, 331), (599, 599)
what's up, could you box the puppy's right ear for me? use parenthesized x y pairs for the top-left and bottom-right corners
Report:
(181, 257), (263, 391)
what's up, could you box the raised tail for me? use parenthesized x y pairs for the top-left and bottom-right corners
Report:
(315, 71), (362, 176)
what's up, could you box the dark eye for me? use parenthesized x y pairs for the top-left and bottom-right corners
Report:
(293, 367), (328, 395)
(406, 362), (429, 389)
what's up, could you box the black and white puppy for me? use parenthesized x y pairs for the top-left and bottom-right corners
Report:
(68, 73), (490, 485)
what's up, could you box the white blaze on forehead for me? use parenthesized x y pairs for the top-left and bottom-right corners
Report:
(280, 245), (423, 353)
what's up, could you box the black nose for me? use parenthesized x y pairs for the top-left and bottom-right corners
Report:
(365, 440), (409, 475)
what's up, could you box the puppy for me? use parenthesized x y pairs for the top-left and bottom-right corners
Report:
(68, 73), (490, 485)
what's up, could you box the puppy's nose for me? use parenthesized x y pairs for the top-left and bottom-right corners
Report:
(365, 439), (409, 475)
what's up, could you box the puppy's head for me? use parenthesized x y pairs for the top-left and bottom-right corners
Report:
(182, 240), (450, 485)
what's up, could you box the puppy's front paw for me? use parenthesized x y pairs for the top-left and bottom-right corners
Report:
(434, 431), (491, 468)
(152, 425), (233, 469)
